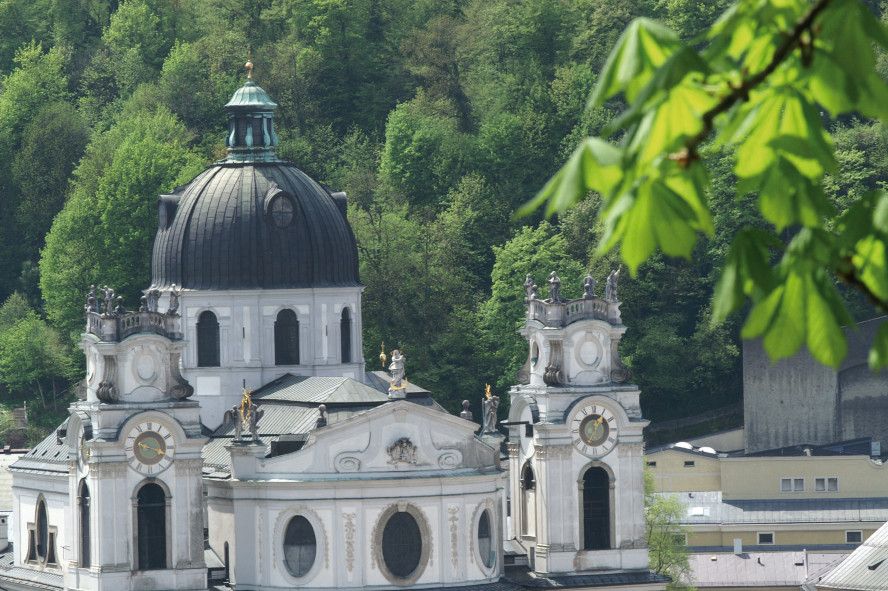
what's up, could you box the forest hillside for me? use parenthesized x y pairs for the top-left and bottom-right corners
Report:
(0, 0), (883, 442)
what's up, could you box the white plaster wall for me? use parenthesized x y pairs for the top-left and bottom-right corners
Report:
(165, 287), (365, 429)
(12, 472), (68, 568)
(206, 476), (505, 590)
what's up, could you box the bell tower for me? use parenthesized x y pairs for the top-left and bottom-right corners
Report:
(507, 271), (650, 575)
(65, 286), (207, 591)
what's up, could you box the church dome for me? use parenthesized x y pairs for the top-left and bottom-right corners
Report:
(151, 67), (359, 290)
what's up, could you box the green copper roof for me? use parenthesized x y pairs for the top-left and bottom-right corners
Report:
(224, 80), (278, 110)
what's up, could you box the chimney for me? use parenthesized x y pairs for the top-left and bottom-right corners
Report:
(0, 515), (9, 552)
(733, 538), (743, 554)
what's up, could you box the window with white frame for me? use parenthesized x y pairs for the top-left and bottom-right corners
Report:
(793, 478), (804, 491)
(815, 477), (839, 492)
(846, 530), (862, 544)
(757, 532), (774, 545)
(780, 478), (792, 492)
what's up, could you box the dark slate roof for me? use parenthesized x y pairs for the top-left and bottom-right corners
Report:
(667, 491), (888, 525)
(10, 425), (69, 475)
(503, 565), (669, 588)
(151, 162), (359, 290)
(255, 374), (389, 404)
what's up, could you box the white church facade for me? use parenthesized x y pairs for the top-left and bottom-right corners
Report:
(0, 70), (667, 591)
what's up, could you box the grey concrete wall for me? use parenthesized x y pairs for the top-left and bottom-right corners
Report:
(743, 317), (887, 453)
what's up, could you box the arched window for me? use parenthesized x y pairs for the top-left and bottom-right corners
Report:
(521, 463), (536, 537)
(274, 309), (300, 365)
(223, 542), (230, 583)
(340, 308), (352, 363)
(283, 515), (316, 578)
(36, 499), (47, 561)
(79, 481), (90, 567)
(136, 483), (167, 570)
(582, 467), (611, 550)
(382, 511), (422, 579)
(197, 311), (220, 367)
(477, 509), (495, 568)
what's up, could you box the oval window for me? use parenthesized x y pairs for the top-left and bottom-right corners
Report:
(478, 510), (494, 568)
(382, 511), (422, 579)
(269, 194), (294, 228)
(283, 515), (316, 578)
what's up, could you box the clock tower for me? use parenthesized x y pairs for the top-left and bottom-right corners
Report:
(65, 288), (207, 591)
(507, 271), (650, 575)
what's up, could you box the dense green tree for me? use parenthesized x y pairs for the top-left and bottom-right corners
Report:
(12, 102), (89, 258)
(101, 0), (173, 96)
(0, 307), (75, 411)
(40, 107), (204, 337)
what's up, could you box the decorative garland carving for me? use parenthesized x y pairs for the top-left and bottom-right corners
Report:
(448, 506), (459, 569)
(343, 512), (356, 573)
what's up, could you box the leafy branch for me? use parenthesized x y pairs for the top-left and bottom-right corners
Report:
(679, 0), (833, 163)
(527, 0), (888, 370)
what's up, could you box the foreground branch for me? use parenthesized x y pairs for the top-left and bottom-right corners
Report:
(679, 0), (833, 161)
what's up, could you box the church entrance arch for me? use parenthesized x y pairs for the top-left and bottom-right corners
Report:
(580, 464), (613, 550)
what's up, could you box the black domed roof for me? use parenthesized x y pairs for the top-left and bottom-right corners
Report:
(151, 71), (359, 291)
(151, 162), (359, 290)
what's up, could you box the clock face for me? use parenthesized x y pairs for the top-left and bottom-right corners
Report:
(125, 421), (174, 475)
(570, 404), (617, 458)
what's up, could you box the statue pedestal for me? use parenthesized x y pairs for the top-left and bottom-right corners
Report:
(480, 432), (505, 468)
(228, 439), (265, 479)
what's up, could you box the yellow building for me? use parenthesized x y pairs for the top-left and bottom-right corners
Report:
(646, 438), (888, 551)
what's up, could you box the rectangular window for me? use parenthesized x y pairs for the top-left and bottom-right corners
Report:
(683, 461), (695, 468)
(815, 478), (826, 492)
(828, 477), (839, 492)
(793, 478), (804, 491)
(758, 532), (774, 545)
(781, 478), (792, 492)
(647, 461), (657, 467)
(846, 530), (862, 544)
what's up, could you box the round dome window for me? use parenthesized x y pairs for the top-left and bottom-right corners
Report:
(283, 515), (316, 578)
(269, 194), (294, 228)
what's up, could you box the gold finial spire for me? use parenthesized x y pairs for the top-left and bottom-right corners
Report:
(379, 342), (387, 368)
(245, 59), (254, 80)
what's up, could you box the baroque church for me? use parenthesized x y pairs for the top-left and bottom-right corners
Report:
(0, 68), (668, 591)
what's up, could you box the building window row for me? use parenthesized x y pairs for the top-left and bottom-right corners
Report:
(780, 477), (805, 492)
(815, 477), (839, 492)
(196, 307), (354, 368)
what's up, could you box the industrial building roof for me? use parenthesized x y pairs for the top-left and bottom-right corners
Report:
(665, 491), (888, 526)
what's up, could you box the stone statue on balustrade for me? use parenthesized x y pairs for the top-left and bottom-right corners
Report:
(167, 284), (180, 315)
(583, 274), (596, 299)
(605, 267), (621, 301)
(102, 286), (116, 317)
(524, 275), (538, 302)
(548, 271), (562, 302)
(85, 285), (98, 314)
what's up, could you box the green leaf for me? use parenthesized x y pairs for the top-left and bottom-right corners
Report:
(870, 322), (888, 371)
(761, 271), (806, 360)
(741, 284), (784, 339)
(519, 138), (622, 218)
(804, 273), (847, 368)
(712, 229), (778, 324)
(590, 18), (682, 108)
